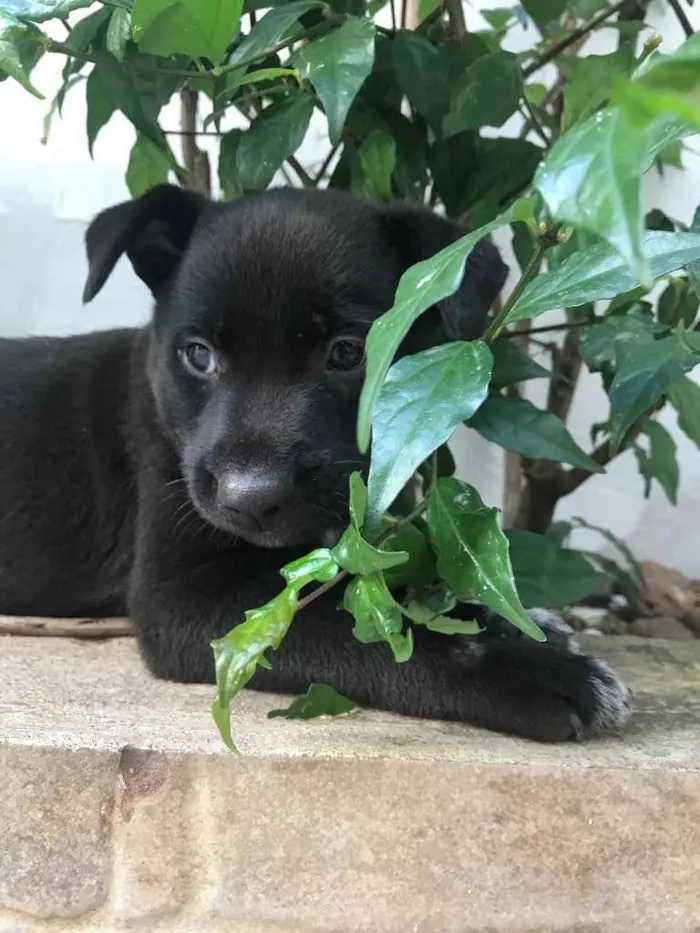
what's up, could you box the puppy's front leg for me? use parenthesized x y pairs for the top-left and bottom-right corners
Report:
(130, 522), (629, 742)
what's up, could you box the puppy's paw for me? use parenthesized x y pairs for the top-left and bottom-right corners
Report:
(450, 638), (631, 742)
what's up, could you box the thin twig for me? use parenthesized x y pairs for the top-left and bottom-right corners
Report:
(287, 154), (315, 188)
(313, 143), (341, 185)
(45, 39), (205, 80)
(522, 0), (631, 78)
(502, 320), (590, 338)
(0, 616), (134, 638)
(668, 0), (694, 38)
(484, 242), (546, 341)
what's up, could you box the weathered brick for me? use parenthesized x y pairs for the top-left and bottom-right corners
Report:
(0, 746), (116, 919)
(111, 747), (194, 922)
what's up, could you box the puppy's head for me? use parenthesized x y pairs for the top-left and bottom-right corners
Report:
(84, 185), (507, 549)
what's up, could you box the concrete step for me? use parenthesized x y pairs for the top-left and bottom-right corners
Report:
(0, 634), (699, 932)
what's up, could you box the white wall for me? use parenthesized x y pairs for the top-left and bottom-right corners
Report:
(1, 0), (700, 574)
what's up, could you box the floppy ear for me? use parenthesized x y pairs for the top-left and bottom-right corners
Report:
(82, 184), (208, 303)
(383, 204), (509, 340)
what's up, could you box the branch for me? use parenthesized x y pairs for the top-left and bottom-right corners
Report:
(523, 0), (631, 78)
(0, 615), (134, 638)
(180, 89), (212, 196)
(445, 0), (467, 44)
(314, 142), (341, 184)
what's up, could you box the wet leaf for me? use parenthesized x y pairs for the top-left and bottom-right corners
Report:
(668, 376), (700, 449)
(126, 133), (172, 196)
(469, 395), (604, 472)
(236, 91), (314, 190)
(634, 420), (679, 505)
(366, 341), (493, 531)
(343, 572), (414, 661)
(506, 231), (700, 325)
(294, 16), (375, 144)
(490, 339), (551, 386)
(426, 478), (545, 640)
(332, 473), (408, 575)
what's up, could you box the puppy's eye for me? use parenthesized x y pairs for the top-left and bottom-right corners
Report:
(327, 338), (365, 373)
(181, 339), (217, 377)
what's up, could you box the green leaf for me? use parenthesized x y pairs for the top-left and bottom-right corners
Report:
(402, 600), (481, 636)
(366, 341), (493, 531)
(443, 52), (522, 137)
(506, 231), (700, 325)
(357, 205), (516, 452)
(535, 101), (692, 286)
(608, 335), (700, 452)
(427, 478), (544, 641)
(209, 66), (300, 121)
(92, 58), (175, 151)
(85, 68), (116, 157)
(579, 309), (657, 373)
(686, 204), (700, 300)
(613, 33), (700, 131)
(236, 91), (314, 190)
(535, 106), (650, 284)
(469, 395), (604, 472)
(668, 376), (700, 449)
(211, 547), (340, 750)
(561, 49), (634, 132)
(521, 0), (566, 31)
(227, 0), (321, 67)
(218, 128), (243, 199)
(634, 420), (679, 505)
(391, 30), (449, 130)
(294, 17), (375, 144)
(353, 128), (395, 200)
(332, 473), (408, 575)
(0, 13), (44, 98)
(126, 133), (172, 196)
(132, 0), (243, 63)
(343, 572), (414, 661)
(267, 683), (357, 719)
(506, 530), (605, 609)
(491, 338), (551, 387)
(106, 7), (131, 61)
(381, 520), (435, 590)
(1, 0), (93, 20)
(657, 278), (698, 329)
(570, 516), (646, 598)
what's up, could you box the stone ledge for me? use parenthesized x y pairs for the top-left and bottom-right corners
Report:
(0, 635), (699, 932)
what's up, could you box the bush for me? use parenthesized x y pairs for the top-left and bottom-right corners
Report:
(3, 0), (700, 746)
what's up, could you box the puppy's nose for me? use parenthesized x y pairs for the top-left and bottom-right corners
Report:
(215, 469), (289, 524)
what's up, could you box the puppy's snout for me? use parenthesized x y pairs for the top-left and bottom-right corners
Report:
(214, 468), (291, 526)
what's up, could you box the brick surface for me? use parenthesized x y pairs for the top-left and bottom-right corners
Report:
(0, 635), (699, 932)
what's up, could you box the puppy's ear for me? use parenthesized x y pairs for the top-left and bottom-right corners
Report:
(383, 204), (508, 340)
(82, 184), (207, 303)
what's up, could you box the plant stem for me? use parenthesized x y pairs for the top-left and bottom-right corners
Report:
(296, 494), (430, 613)
(520, 96), (550, 148)
(297, 571), (348, 611)
(668, 0), (694, 38)
(287, 154), (315, 187)
(484, 241), (546, 342)
(522, 0), (630, 78)
(45, 39), (208, 80)
(314, 142), (341, 184)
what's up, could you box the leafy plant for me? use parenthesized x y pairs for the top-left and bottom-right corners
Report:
(4, 0), (700, 745)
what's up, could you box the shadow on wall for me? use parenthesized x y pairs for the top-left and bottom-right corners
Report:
(0, 187), (149, 338)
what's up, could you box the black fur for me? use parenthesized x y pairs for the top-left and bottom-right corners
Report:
(0, 186), (630, 741)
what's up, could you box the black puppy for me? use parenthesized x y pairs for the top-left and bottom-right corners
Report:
(0, 185), (629, 741)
